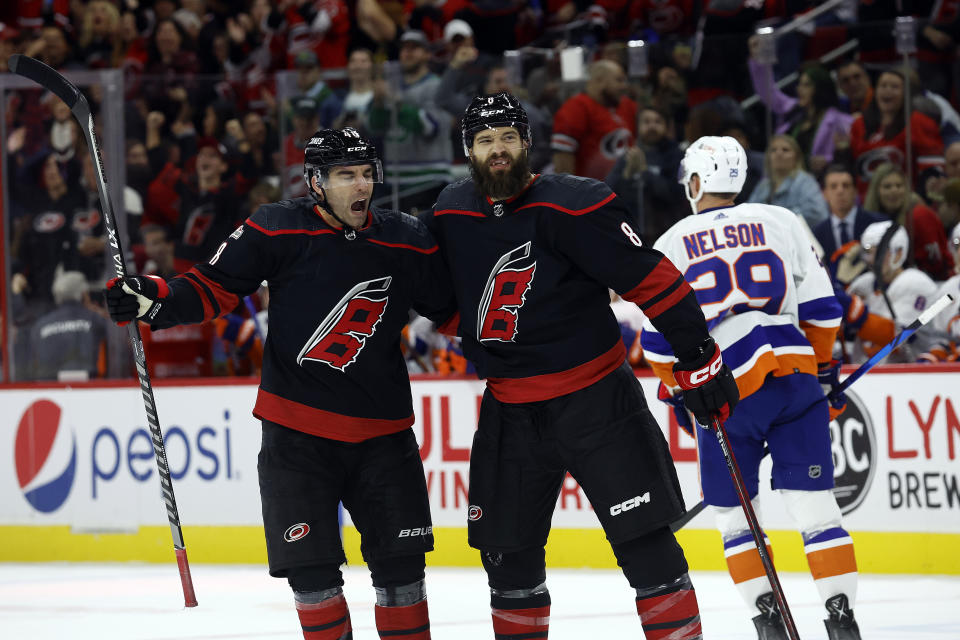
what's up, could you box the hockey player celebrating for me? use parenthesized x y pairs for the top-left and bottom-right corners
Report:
(105, 128), (455, 640)
(424, 92), (739, 640)
(642, 136), (863, 640)
(846, 220), (940, 361)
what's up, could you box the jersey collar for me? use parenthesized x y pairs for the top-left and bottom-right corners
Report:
(483, 173), (540, 207)
(696, 204), (734, 216)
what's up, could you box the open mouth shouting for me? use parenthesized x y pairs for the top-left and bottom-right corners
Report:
(350, 198), (367, 213)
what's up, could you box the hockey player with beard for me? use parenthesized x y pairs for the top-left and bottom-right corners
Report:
(105, 128), (456, 640)
(642, 136), (862, 640)
(846, 220), (940, 362)
(424, 92), (740, 640)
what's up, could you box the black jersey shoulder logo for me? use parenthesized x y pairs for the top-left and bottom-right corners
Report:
(478, 242), (536, 342)
(298, 276), (392, 371)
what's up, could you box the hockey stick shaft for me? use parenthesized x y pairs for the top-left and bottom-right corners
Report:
(8, 54), (197, 607)
(834, 293), (953, 396)
(669, 445), (770, 532)
(711, 416), (801, 640)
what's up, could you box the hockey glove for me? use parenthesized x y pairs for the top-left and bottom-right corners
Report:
(673, 337), (739, 428)
(832, 282), (868, 342)
(817, 359), (847, 420)
(657, 382), (694, 437)
(105, 275), (169, 326)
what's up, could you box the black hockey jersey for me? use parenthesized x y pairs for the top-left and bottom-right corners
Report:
(424, 173), (709, 403)
(150, 198), (456, 442)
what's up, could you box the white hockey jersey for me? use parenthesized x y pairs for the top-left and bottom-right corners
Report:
(846, 268), (939, 362)
(641, 202), (842, 400)
(847, 268), (939, 327)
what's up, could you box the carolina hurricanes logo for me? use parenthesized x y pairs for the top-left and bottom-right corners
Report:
(856, 146), (904, 184)
(478, 242), (536, 342)
(298, 277), (392, 370)
(72, 208), (102, 232)
(283, 522), (310, 542)
(600, 128), (633, 160)
(33, 211), (66, 232)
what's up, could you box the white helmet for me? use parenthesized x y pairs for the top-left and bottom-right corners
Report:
(861, 220), (909, 271)
(951, 221), (960, 252)
(679, 136), (748, 214)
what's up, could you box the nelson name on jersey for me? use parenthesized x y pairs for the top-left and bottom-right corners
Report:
(682, 222), (768, 259)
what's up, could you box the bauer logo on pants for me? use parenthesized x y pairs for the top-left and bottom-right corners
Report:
(829, 390), (876, 515)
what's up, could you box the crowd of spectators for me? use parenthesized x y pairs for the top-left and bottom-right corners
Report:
(3, 1), (960, 382)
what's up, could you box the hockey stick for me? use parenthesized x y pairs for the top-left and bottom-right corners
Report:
(8, 54), (198, 608)
(711, 415), (801, 640)
(669, 445), (770, 533)
(829, 293), (953, 400)
(671, 293), (955, 533)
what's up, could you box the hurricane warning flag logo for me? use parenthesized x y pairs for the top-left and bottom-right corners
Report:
(478, 242), (536, 342)
(298, 276), (392, 370)
(15, 399), (77, 513)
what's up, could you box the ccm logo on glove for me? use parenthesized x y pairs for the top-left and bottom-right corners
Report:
(673, 343), (724, 389)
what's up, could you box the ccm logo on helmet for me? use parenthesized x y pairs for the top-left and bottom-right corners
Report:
(688, 356), (723, 385)
(610, 493), (650, 516)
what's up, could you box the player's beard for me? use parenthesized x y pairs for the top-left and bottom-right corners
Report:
(470, 150), (530, 201)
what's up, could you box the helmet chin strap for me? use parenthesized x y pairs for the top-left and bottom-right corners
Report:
(311, 177), (360, 239)
(684, 176), (704, 216)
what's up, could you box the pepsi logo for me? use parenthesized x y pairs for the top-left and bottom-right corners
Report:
(15, 399), (76, 513)
(468, 505), (483, 521)
(284, 522), (311, 542)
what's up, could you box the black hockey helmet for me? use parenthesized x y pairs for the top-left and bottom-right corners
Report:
(303, 127), (382, 202)
(461, 92), (531, 157)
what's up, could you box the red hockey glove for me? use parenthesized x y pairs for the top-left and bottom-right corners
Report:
(657, 382), (694, 437)
(817, 359), (847, 420)
(673, 338), (739, 428)
(105, 275), (169, 326)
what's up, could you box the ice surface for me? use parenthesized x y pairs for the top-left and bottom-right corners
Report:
(1, 564), (958, 639)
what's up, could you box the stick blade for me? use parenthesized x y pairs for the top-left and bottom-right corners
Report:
(7, 54), (84, 110)
(916, 293), (955, 327)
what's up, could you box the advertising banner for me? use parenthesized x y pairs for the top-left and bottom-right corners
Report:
(2, 368), (959, 569)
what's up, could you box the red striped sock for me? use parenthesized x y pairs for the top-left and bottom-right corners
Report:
(375, 599), (431, 639)
(490, 591), (550, 640)
(296, 593), (352, 640)
(636, 575), (702, 640)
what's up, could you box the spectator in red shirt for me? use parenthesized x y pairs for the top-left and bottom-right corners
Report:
(863, 162), (954, 281)
(841, 68), (944, 198)
(143, 137), (247, 271)
(551, 59), (636, 179)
